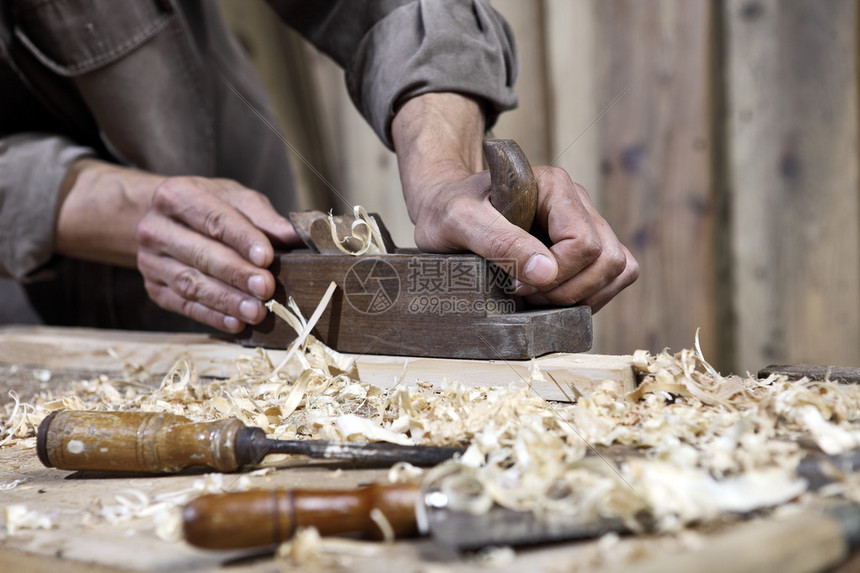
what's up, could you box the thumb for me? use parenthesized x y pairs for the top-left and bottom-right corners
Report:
(467, 206), (558, 288)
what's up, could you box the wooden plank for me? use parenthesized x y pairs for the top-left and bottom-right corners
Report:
(0, 326), (636, 402)
(356, 352), (636, 402)
(724, 0), (860, 374)
(593, 2), (717, 362)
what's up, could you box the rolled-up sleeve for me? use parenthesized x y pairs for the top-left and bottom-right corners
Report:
(0, 133), (93, 280)
(269, 0), (519, 149)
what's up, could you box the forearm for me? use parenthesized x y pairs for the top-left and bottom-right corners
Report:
(55, 158), (162, 268)
(389, 93), (637, 309)
(391, 92), (486, 222)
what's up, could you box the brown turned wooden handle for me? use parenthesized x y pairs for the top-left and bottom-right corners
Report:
(483, 139), (538, 231)
(182, 482), (421, 549)
(37, 410), (245, 473)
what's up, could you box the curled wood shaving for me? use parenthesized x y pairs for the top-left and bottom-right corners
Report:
(276, 527), (382, 569)
(3, 504), (53, 535)
(277, 527), (327, 567)
(0, 478), (26, 491)
(368, 508), (395, 543)
(327, 206), (388, 255)
(465, 545), (515, 567)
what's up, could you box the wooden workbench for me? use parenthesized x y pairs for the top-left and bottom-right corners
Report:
(0, 326), (856, 573)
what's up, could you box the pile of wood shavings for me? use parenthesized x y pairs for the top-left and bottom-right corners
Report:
(424, 340), (860, 532)
(2, 299), (860, 538)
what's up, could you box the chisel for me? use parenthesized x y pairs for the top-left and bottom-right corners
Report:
(36, 410), (464, 473)
(183, 482), (421, 549)
(180, 447), (860, 553)
(181, 479), (626, 550)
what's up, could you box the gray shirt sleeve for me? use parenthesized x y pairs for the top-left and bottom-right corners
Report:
(0, 133), (94, 280)
(268, 0), (519, 149)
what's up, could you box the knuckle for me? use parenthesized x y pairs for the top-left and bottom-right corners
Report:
(546, 165), (571, 184)
(243, 188), (272, 209)
(220, 179), (264, 205)
(134, 216), (157, 248)
(206, 288), (240, 317)
(177, 298), (200, 321)
(141, 278), (160, 301)
(151, 178), (183, 209)
(136, 251), (155, 274)
(143, 281), (177, 315)
(152, 176), (207, 211)
(626, 255), (641, 283)
(190, 244), (211, 273)
(542, 166), (576, 195)
(439, 198), (470, 233)
(578, 234), (603, 263)
(174, 268), (203, 300)
(605, 247), (628, 277)
(226, 267), (249, 291)
(203, 209), (228, 241)
(569, 179), (592, 199)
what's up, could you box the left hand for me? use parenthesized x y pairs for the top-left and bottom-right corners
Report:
(135, 176), (303, 332)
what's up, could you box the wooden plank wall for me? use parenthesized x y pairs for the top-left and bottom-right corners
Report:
(723, 0), (860, 374)
(220, 0), (859, 375)
(593, 1), (717, 364)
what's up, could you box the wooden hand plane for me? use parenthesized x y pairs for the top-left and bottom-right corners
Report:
(237, 140), (592, 359)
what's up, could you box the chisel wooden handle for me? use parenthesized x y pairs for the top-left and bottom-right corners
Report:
(483, 139), (538, 231)
(183, 482), (420, 549)
(37, 410), (248, 473)
(38, 410), (463, 474)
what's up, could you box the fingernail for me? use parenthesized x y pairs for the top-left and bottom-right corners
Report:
(240, 299), (260, 322)
(248, 275), (268, 298)
(524, 254), (556, 285)
(249, 244), (267, 267)
(224, 316), (242, 332)
(512, 280), (538, 296)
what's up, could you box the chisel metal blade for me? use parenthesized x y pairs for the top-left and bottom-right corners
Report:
(238, 427), (465, 467)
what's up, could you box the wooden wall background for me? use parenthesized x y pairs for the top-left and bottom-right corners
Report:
(220, 0), (859, 376)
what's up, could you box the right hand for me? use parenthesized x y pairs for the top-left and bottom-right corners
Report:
(135, 177), (302, 332)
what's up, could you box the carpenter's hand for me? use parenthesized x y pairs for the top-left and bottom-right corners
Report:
(411, 166), (638, 312)
(135, 177), (302, 332)
(392, 92), (637, 312)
